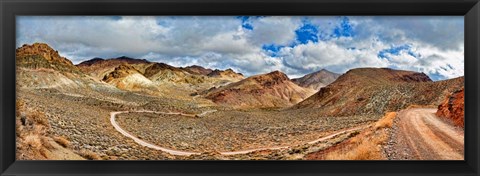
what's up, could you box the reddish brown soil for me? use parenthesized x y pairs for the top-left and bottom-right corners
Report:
(436, 88), (464, 127)
(388, 108), (464, 160)
(304, 140), (350, 160)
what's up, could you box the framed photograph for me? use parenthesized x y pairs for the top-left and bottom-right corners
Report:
(1, 0), (479, 175)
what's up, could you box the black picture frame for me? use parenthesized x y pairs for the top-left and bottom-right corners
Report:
(1, 0), (479, 175)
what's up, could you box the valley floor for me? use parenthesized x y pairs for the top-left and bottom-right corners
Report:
(17, 88), (464, 160)
(17, 88), (378, 160)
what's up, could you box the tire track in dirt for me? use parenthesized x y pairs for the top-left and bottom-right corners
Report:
(391, 108), (463, 160)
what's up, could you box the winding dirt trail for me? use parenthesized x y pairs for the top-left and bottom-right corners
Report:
(110, 111), (202, 156)
(392, 108), (464, 160)
(110, 110), (367, 156)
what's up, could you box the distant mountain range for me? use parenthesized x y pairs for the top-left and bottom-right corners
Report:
(292, 69), (340, 91)
(203, 71), (316, 109)
(77, 56), (244, 84)
(182, 65), (214, 76)
(294, 67), (463, 116)
(16, 43), (464, 112)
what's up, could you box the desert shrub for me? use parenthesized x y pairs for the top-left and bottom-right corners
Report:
(53, 136), (71, 148)
(324, 135), (384, 160)
(24, 135), (42, 150)
(40, 136), (54, 149)
(374, 112), (396, 130)
(78, 150), (102, 160)
(16, 99), (25, 115)
(324, 115), (392, 160)
(28, 110), (50, 127)
(350, 140), (383, 160)
(39, 148), (50, 158)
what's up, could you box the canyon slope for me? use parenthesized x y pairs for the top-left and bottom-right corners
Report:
(294, 68), (464, 116)
(207, 68), (244, 82)
(203, 71), (316, 109)
(436, 88), (464, 127)
(16, 43), (81, 74)
(77, 56), (151, 81)
(182, 65), (213, 75)
(16, 43), (117, 93)
(102, 63), (158, 92)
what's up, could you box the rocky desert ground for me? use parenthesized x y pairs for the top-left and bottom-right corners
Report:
(16, 43), (465, 160)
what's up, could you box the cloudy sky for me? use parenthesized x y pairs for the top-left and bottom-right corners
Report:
(16, 16), (464, 80)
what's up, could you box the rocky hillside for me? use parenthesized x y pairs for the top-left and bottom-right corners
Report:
(142, 63), (249, 95)
(143, 63), (200, 84)
(143, 62), (184, 77)
(16, 43), (82, 74)
(79, 57), (244, 90)
(182, 65), (213, 75)
(15, 43), (112, 91)
(102, 64), (157, 92)
(207, 68), (244, 81)
(436, 88), (464, 127)
(294, 68), (463, 117)
(292, 69), (340, 91)
(77, 56), (152, 80)
(204, 70), (316, 109)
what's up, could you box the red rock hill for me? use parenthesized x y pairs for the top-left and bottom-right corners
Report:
(436, 88), (464, 127)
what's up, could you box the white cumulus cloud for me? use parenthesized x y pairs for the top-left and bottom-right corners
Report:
(16, 16), (464, 80)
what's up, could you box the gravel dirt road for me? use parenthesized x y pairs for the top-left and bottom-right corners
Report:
(387, 108), (464, 160)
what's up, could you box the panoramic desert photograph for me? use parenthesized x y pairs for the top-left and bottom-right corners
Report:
(15, 16), (464, 160)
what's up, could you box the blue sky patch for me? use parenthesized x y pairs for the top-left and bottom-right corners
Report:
(378, 44), (413, 59)
(295, 23), (319, 44)
(242, 23), (253, 30)
(262, 44), (284, 57)
(237, 16), (254, 30)
(110, 16), (122, 21)
(317, 31), (333, 41)
(429, 72), (445, 81)
(332, 17), (355, 38)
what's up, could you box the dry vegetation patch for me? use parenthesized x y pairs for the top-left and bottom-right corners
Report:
(78, 149), (102, 160)
(16, 99), (87, 160)
(307, 112), (396, 160)
(16, 99), (53, 160)
(53, 136), (71, 148)
(374, 112), (396, 130)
